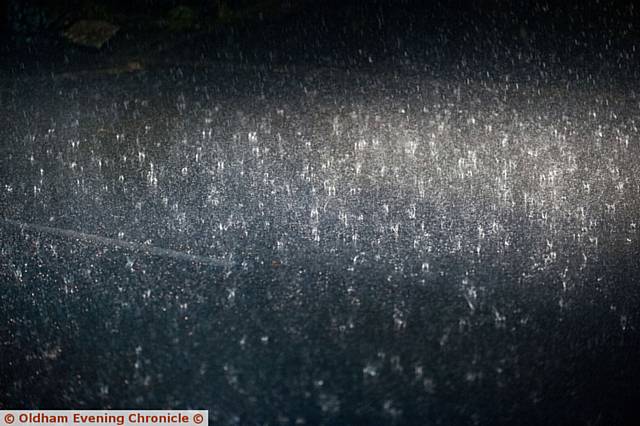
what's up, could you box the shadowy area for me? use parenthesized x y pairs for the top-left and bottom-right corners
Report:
(1, 0), (638, 81)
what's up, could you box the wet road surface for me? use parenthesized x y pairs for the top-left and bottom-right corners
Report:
(1, 2), (640, 424)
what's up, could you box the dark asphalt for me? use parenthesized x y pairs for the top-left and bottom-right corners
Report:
(1, 1), (640, 424)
